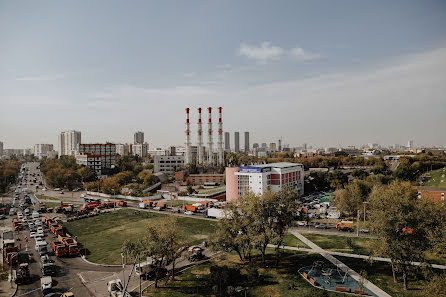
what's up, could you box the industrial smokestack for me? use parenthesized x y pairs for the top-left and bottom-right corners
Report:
(207, 107), (214, 165)
(197, 107), (204, 165)
(218, 107), (224, 165)
(185, 108), (192, 165)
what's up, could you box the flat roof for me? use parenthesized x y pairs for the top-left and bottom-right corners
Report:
(248, 162), (302, 168)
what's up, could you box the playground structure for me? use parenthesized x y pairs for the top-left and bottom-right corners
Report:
(299, 261), (376, 296)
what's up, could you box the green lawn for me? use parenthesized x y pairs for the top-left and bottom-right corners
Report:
(422, 167), (446, 187)
(36, 194), (62, 201)
(302, 233), (379, 255)
(335, 256), (436, 297)
(63, 209), (217, 264)
(165, 200), (198, 208)
(42, 201), (82, 208)
(283, 233), (309, 249)
(144, 250), (344, 297)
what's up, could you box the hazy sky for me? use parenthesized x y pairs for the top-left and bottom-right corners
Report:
(1, 1), (446, 149)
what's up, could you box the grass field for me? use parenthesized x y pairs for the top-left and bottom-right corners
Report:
(302, 233), (379, 255)
(63, 209), (217, 264)
(36, 194), (61, 201)
(144, 250), (345, 297)
(422, 167), (446, 187)
(282, 233), (309, 249)
(335, 256), (436, 297)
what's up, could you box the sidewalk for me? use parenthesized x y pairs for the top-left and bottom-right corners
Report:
(290, 230), (392, 297)
(0, 278), (18, 297)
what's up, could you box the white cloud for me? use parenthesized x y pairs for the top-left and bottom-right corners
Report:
(14, 74), (64, 81)
(238, 42), (285, 63)
(289, 47), (320, 60)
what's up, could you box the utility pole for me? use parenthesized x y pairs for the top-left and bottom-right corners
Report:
(357, 210), (360, 237)
(139, 253), (142, 297)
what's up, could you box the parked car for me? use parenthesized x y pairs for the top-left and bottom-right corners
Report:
(315, 223), (329, 229)
(53, 188), (61, 191)
(184, 211), (194, 215)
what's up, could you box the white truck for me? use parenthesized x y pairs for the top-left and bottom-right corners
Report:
(205, 208), (225, 219)
(41, 276), (52, 294)
(138, 202), (146, 209)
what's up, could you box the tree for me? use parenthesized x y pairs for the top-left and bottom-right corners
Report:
(100, 177), (120, 194)
(77, 166), (97, 183)
(369, 180), (436, 290)
(144, 216), (182, 288)
(423, 272), (446, 297)
(334, 180), (371, 217)
(137, 170), (159, 187)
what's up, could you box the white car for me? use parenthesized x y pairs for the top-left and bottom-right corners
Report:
(17, 213), (23, 219)
(184, 211), (194, 215)
(30, 231), (37, 238)
(37, 230), (44, 237)
(42, 187), (47, 191)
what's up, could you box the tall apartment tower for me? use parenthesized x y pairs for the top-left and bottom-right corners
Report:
(224, 132), (230, 152)
(0, 141), (3, 156)
(234, 132), (240, 153)
(59, 130), (81, 156)
(134, 131), (144, 144)
(278, 139), (282, 152)
(244, 132), (250, 153)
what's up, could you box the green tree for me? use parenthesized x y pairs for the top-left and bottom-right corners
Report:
(369, 181), (437, 290)
(423, 272), (446, 297)
(77, 166), (97, 183)
(334, 180), (371, 217)
(100, 177), (120, 194)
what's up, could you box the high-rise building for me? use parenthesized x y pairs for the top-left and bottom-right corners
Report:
(225, 132), (230, 152)
(234, 132), (240, 153)
(59, 130), (81, 156)
(33, 144), (54, 159)
(278, 139), (282, 152)
(253, 143), (259, 149)
(134, 131), (144, 144)
(133, 143), (149, 157)
(77, 143), (116, 175)
(408, 140), (414, 150)
(116, 144), (130, 155)
(269, 143), (277, 151)
(244, 132), (250, 153)
(0, 141), (3, 156)
(261, 143), (267, 150)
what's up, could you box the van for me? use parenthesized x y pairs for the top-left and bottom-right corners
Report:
(9, 208), (17, 216)
(25, 208), (30, 216)
(32, 211), (39, 219)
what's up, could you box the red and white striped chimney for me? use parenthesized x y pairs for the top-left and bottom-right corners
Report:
(197, 107), (204, 165)
(217, 107), (224, 165)
(207, 107), (213, 165)
(185, 108), (191, 165)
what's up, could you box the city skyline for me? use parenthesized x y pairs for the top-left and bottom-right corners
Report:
(1, 1), (446, 148)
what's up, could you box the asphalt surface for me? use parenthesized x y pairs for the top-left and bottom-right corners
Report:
(6, 162), (121, 297)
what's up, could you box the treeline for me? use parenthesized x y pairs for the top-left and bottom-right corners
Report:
(85, 155), (158, 196)
(0, 160), (21, 193)
(40, 156), (97, 190)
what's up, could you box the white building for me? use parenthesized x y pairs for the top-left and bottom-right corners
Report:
(33, 144), (54, 159)
(133, 143), (149, 157)
(76, 143), (116, 175)
(153, 155), (184, 175)
(234, 162), (304, 198)
(59, 130), (81, 156)
(148, 148), (168, 156)
(116, 143), (131, 155)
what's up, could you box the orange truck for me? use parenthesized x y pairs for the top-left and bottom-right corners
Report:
(184, 205), (198, 212)
(157, 203), (166, 209)
(101, 201), (116, 208)
(117, 200), (127, 207)
(13, 219), (23, 231)
(142, 200), (154, 208)
(51, 241), (68, 257)
(336, 221), (354, 232)
(3, 240), (19, 265)
(57, 234), (80, 256)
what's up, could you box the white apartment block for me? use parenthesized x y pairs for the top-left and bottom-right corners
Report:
(116, 143), (131, 155)
(76, 143), (116, 175)
(132, 143), (149, 157)
(154, 155), (184, 175)
(235, 162), (304, 198)
(33, 144), (54, 159)
(148, 148), (168, 156)
(59, 130), (81, 156)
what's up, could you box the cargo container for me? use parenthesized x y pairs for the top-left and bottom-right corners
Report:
(184, 205), (197, 212)
(204, 208), (225, 219)
(336, 220), (354, 232)
(138, 202), (146, 209)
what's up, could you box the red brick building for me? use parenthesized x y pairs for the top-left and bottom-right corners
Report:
(417, 186), (446, 203)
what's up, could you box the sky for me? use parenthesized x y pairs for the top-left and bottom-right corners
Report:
(1, 0), (446, 150)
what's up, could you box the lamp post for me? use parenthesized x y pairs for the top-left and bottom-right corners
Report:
(363, 201), (369, 223)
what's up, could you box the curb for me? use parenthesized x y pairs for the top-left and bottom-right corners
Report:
(80, 255), (122, 267)
(10, 283), (18, 297)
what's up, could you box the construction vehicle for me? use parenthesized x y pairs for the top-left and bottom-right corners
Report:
(57, 234), (80, 256)
(101, 201), (116, 208)
(13, 218), (23, 230)
(15, 263), (30, 285)
(117, 200), (127, 207)
(186, 246), (204, 262)
(203, 208), (225, 218)
(184, 205), (198, 213)
(3, 239), (19, 265)
(52, 241), (68, 257)
(336, 220), (354, 232)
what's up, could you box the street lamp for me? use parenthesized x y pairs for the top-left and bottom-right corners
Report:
(363, 201), (369, 223)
